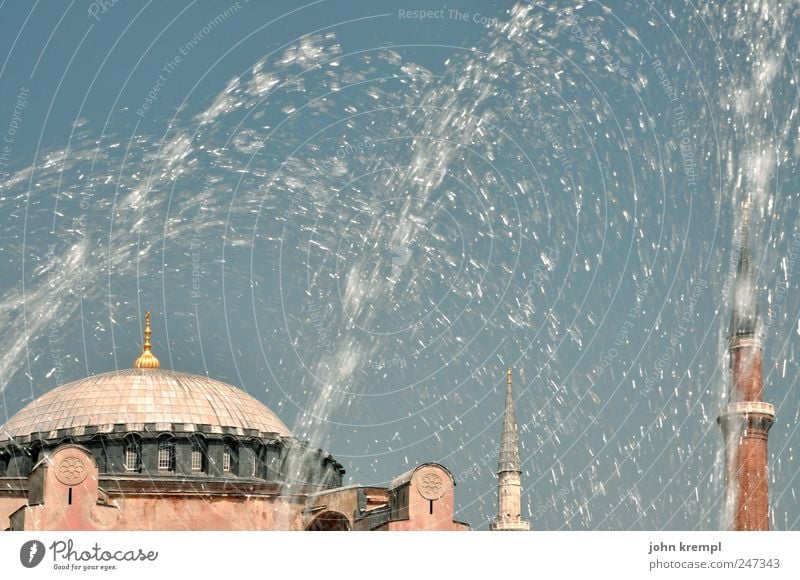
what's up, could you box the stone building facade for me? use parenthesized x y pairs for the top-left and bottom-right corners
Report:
(0, 313), (469, 531)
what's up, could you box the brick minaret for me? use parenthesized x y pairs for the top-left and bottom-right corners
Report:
(717, 195), (775, 530)
(490, 368), (530, 531)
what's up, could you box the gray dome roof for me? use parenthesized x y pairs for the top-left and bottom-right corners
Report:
(0, 368), (291, 443)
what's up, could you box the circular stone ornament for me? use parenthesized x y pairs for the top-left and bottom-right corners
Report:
(55, 455), (88, 485)
(417, 469), (446, 500)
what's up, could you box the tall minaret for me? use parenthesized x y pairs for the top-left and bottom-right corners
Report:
(717, 194), (775, 530)
(490, 367), (530, 531)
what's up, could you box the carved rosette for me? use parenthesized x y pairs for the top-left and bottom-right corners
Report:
(55, 455), (88, 485)
(417, 469), (446, 500)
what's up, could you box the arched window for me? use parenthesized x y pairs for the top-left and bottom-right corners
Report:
(306, 511), (351, 531)
(91, 435), (109, 473)
(124, 437), (141, 471)
(248, 441), (260, 477)
(157, 439), (175, 471)
(222, 444), (232, 473)
(29, 443), (42, 467)
(191, 439), (204, 472)
(222, 441), (238, 473)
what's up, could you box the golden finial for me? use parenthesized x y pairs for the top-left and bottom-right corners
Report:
(507, 367), (512, 385)
(133, 311), (160, 369)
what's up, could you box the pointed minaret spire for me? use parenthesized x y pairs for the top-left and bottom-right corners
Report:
(498, 367), (521, 473)
(717, 193), (774, 530)
(490, 367), (530, 531)
(729, 192), (758, 337)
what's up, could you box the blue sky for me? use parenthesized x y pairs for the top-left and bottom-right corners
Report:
(0, 1), (799, 530)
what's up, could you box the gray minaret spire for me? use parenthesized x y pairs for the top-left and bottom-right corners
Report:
(498, 367), (521, 473)
(729, 192), (758, 337)
(490, 367), (530, 531)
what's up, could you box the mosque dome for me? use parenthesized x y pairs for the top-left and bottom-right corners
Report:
(0, 312), (291, 444)
(0, 310), (347, 525)
(0, 368), (291, 444)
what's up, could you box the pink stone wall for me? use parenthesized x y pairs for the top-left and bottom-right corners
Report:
(0, 494), (26, 529)
(10, 445), (306, 531)
(19, 487), (307, 531)
(110, 495), (304, 530)
(381, 465), (468, 531)
(8, 447), (467, 531)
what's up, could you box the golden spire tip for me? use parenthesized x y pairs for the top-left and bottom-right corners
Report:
(133, 310), (160, 369)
